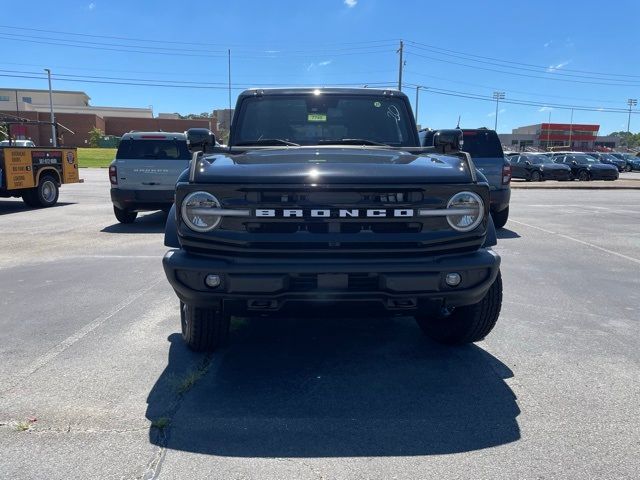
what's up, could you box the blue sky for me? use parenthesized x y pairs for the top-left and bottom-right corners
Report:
(2, 0), (640, 134)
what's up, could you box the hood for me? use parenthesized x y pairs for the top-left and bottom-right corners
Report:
(194, 147), (475, 184)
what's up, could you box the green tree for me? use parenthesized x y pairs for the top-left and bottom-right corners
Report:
(88, 127), (104, 148)
(608, 131), (640, 148)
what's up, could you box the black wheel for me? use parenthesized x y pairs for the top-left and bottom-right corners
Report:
(578, 170), (590, 181)
(491, 206), (509, 229)
(24, 175), (59, 208)
(415, 271), (502, 345)
(113, 205), (138, 224)
(530, 170), (542, 182)
(624, 164), (632, 172)
(181, 302), (230, 352)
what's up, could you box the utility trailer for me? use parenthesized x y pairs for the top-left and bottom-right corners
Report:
(0, 120), (81, 208)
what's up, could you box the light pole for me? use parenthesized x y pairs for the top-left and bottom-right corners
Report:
(546, 111), (551, 150)
(568, 108), (574, 149)
(492, 91), (505, 131)
(627, 98), (637, 134)
(415, 85), (421, 124)
(44, 68), (56, 147)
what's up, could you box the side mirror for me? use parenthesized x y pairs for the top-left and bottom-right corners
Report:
(572, 160), (577, 165)
(433, 129), (463, 153)
(186, 128), (216, 153)
(525, 161), (531, 166)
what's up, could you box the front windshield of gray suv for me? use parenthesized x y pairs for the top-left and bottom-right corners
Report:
(234, 95), (414, 147)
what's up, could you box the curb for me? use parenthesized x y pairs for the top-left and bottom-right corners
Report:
(511, 184), (640, 190)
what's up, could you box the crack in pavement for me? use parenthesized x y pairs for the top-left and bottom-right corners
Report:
(0, 279), (163, 397)
(138, 351), (225, 480)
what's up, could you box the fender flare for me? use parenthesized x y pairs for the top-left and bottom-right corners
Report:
(164, 204), (180, 248)
(482, 213), (498, 248)
(36, 167), (61, 185)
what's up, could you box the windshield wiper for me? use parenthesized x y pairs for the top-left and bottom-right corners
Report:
(318, 138), (391, 147)
(235, 139), (300, 146)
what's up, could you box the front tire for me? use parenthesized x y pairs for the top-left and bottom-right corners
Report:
(491, 206), (509, 229)
(113, 205), (138, 224)
(530, 170), (541, 182)
(578, 170), (590, 181)
(415, 271), (502, 345)
(181, 302), (230, 352)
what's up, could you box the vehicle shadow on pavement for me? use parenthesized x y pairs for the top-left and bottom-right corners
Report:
(497, 228), (521, 240)
(146, 315), (521, 457)
(101, 211), (167, 234)
(0, 200), (74, 215)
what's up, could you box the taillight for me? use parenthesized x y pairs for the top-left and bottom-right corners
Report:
(109, 165), (118, 185)
(502, 163), (512, 185)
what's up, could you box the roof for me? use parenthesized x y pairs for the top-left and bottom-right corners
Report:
(237, 87), (407, 98)
(121, 131), (186, 140)
(0, 87), (90, 99)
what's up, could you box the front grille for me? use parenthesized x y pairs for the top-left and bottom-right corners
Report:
(290, 273), (379, 292)
(178, 183), (488, 256)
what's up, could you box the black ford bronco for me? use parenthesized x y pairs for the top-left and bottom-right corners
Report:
(163, 88), (502, 351)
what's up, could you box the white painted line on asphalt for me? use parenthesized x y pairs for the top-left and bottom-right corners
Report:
(0, 279), (163, 396)
(510, 219), (640, 266)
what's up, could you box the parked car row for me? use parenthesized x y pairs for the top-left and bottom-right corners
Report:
(506, 151), (620, 181)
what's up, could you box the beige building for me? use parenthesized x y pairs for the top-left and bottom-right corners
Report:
(0, 87), (152, 118)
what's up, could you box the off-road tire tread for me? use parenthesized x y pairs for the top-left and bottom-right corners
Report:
(113, 206), (137, 224)
(492, 207), (509, 229)
(184, 306), (229, 352)
(416, 272), (502, 345)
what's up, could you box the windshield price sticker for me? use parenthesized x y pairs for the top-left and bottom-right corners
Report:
(308, 113), (327, 122)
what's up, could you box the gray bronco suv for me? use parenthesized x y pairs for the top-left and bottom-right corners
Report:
(163, 88), (502, 351)
(109, 131), (191, 223)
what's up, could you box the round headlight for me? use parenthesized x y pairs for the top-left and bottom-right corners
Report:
(181, 191), (222, 232)
(446, 191), (484, 232)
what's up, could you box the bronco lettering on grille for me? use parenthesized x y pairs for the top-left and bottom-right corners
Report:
(255, 209), (415, 218)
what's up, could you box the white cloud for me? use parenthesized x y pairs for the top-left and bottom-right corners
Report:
(547, 60), (570, 72)
(306, 60), (332, 71)
(487, 108), (506, 117)
(538, 106), (553, 112)
(344, 0), (357, 7)
(88, 2), (96, 10)
(543, 41), (552, 48)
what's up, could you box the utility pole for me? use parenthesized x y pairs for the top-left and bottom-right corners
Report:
(15, 89), (19, 116)
(568, 108), (574, 149)
(397, 40), (404, 92)
(546, 111), (551, 150)
(228, 49), (232, 122)
(415, 85), (421, 124)
(492, 91), (505, 131)
(627, 98), (637, 133)
(44, 68), (56, 147)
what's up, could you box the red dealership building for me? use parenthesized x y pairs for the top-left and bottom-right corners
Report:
(499, 123), (619, 151)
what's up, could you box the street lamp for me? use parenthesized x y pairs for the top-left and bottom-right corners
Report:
(627, 98), (637, 134)
(44, 68), (56, 147)
(492, 91), (505, 131)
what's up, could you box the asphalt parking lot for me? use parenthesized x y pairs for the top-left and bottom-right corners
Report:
(1, 169), (639, 479)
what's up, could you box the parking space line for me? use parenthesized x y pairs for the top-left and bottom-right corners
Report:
(509, 219), (640, 266)
(0, 279), (163, 396)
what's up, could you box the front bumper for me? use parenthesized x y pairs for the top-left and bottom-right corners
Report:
(542, 169), (571, 181)
(162, 248), (501, 314)
(110, 188), (174, 211)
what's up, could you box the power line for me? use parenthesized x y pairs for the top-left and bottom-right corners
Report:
(0, 24), (396, 49)
(404, 50), (640, 88)
(405, 39), (640, 80)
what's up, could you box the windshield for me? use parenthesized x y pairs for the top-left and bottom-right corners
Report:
(461, 130), (504, 158)
(525, 156), (545, 164)
(574, 155), (599, 164)
(115, 139), (191, 160)
(233, 94), (415, 147)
